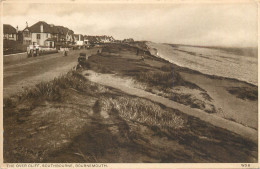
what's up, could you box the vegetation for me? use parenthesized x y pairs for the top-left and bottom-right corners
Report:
(99, 96), (185, 129)
(133, 64), (201, 90)
(4, 70), (106, 118)
(227, 86), (258, 101)
(82, 44), (215, 113)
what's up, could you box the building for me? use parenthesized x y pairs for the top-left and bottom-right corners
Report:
(50, 25), (74, 46)
(22, 21), (74, 47)
(28, 21), (56, 47)
(3, 24), (17, 41)
(83, 35), (115, 44)
(22, 21), (54, 47)
(99, 35), (114, 43)
(49, 24), (60, 42)
(17, 31), (24, 42)
(74, 34), (84, 46)
(22, 24), (32, 45)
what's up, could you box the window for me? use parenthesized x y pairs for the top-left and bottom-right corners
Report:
(9, 34), (14, 38)
(24, 31), (30, 37)
(37, 34), (41, 39)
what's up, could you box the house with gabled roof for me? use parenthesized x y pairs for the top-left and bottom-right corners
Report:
(4, 24), (17, 41)
(99, 35), (114, 43)
(21, 21), (75, 48)
(22, 21), (55, 48)
(83, 35), (115, 44)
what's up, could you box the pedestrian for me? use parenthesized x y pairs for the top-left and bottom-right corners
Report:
(136, 49), (139, 55)
(63, 48), (68, 56)
(141, 55), (144, 61)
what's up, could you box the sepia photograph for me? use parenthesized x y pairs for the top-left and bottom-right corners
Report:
(1, 0), (258, 166)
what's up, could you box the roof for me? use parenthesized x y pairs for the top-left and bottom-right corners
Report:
(50, 25), (60, 34)
(26, 21), (73, 35)
(27, 21), (53, 33)
(4, 24), (17, 34)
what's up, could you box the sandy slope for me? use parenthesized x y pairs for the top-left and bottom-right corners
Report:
(84, 70), (257, 143)
(180, 72), (258, 129)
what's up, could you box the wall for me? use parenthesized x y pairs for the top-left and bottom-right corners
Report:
(31, 33), (51, 46)
(23, 32), (32, 45)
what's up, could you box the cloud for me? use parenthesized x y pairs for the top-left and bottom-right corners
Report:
(3, 2), (258, 47)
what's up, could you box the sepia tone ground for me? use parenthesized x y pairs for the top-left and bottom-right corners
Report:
(3, 43), (258, 163)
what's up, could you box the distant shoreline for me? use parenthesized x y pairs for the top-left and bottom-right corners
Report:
(144, 42), (258, 87)
(165, 43), (258, 58)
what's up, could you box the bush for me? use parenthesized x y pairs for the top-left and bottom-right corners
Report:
(227, 87), (258, 101)
(100, 96), (185, 129)
(135, 71), (174, 89)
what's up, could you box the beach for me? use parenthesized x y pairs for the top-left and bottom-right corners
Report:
(146, 42), (258, 129)
(147, 42), (258, 86)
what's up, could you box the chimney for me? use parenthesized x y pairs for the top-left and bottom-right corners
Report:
(26, 21), (28, 28)
(40, 24), (43, 33)
(16, 26), (18, 33)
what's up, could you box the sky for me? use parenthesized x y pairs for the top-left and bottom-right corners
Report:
(2, 1), (258, 47)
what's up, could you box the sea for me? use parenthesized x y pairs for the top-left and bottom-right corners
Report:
(146, 42), (258, 86)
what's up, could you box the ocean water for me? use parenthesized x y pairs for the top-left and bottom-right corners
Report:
(146, 42), (258, 86)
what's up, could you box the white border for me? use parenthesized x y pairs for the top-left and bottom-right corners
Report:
(0, 0), (259, 168)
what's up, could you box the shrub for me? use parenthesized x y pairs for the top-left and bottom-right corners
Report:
(227, 87), (258, 101)
(99, 96), (185, 129)
(136, 71), (174, 89)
